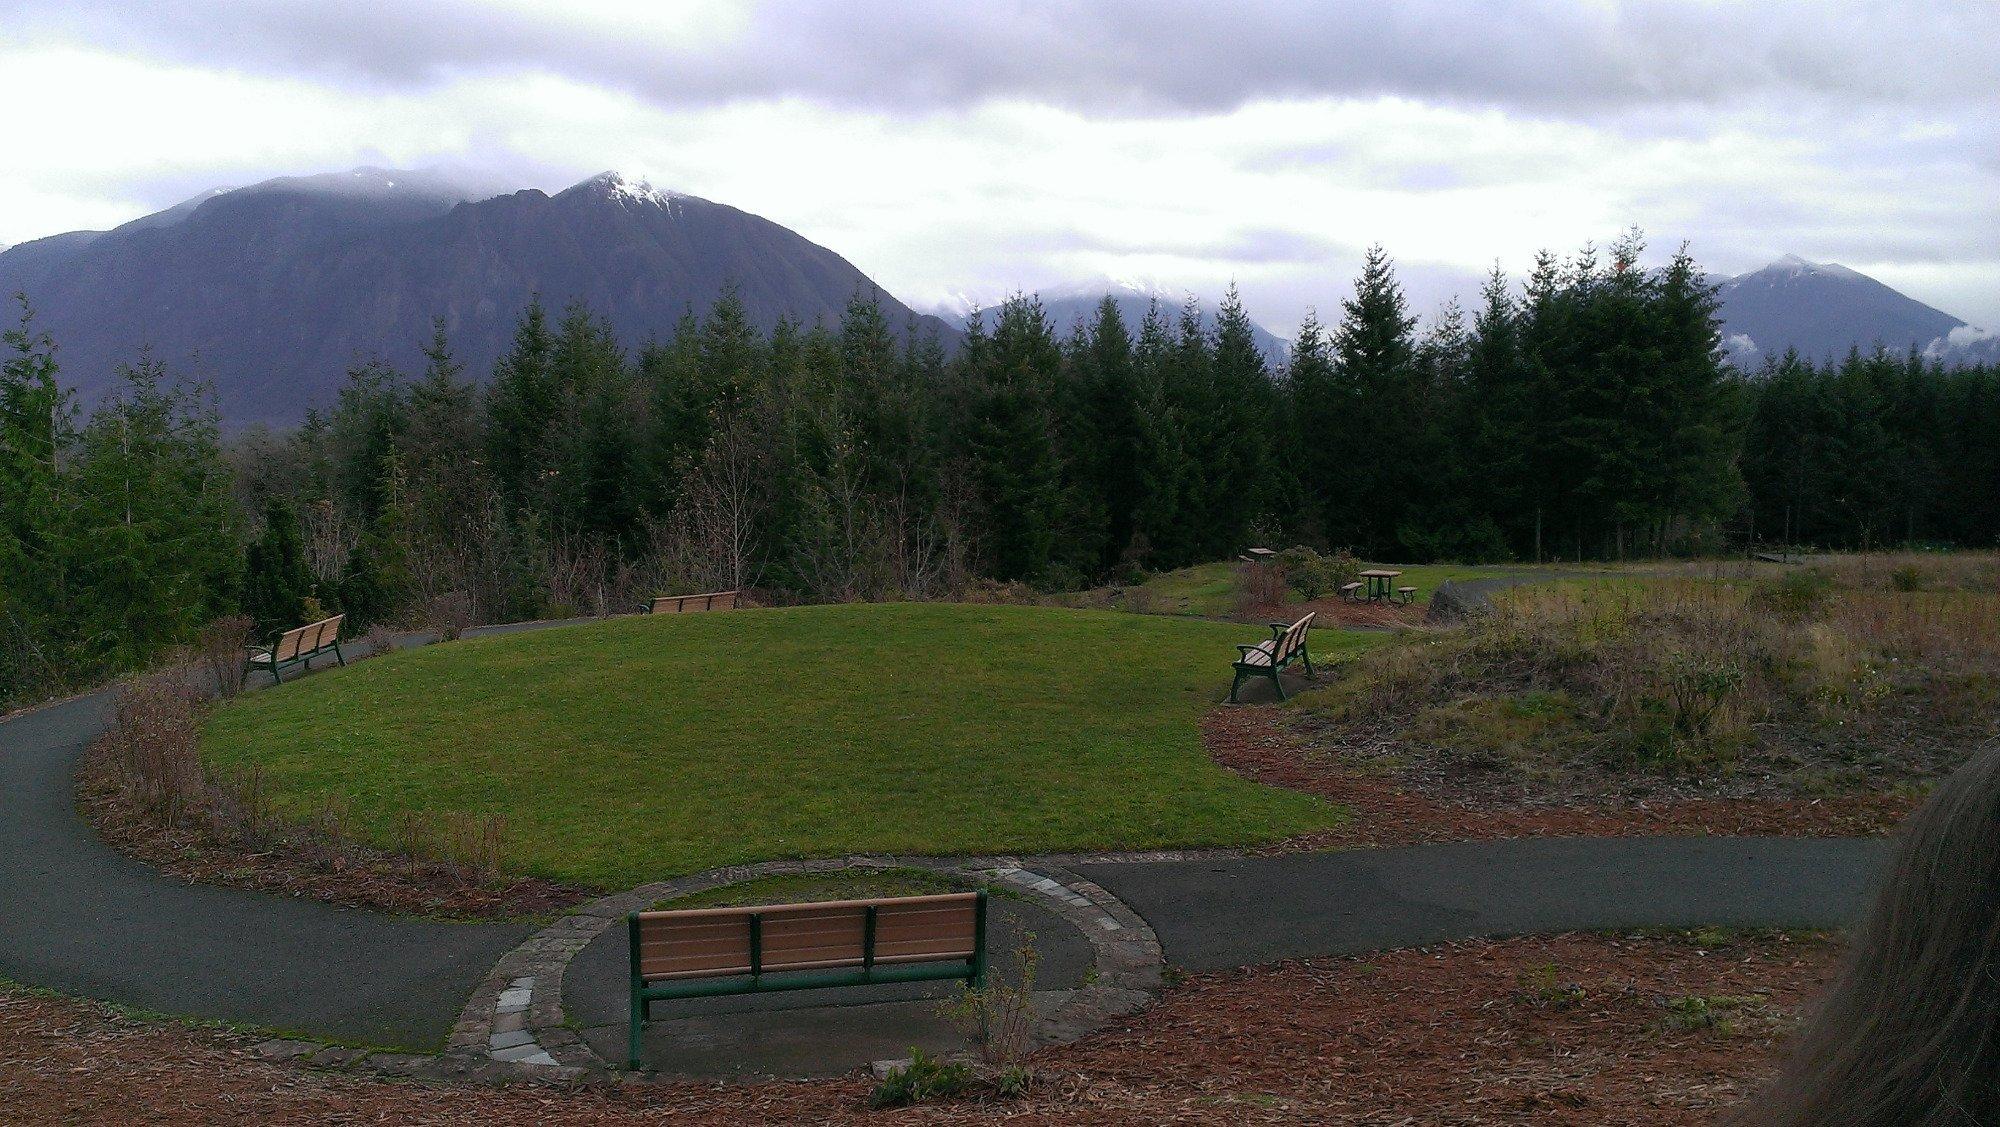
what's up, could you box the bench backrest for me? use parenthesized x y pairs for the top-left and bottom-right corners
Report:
(1273, 612), (1314, 663)
(273, 614), (344, 662)
(647, 590), (740, 615)
(633, 892), (980, 983)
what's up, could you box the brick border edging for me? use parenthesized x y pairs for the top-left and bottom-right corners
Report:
(446, 853), (1167, 1080)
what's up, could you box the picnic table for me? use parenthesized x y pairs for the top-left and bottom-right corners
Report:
(1359, 569), (1402, 602)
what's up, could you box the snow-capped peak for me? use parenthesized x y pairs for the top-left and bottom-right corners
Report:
(1757, 254), (1863, 282)
(577, 170), (684, 208)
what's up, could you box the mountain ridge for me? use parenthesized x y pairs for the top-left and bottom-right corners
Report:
(0, 168), (954, 426)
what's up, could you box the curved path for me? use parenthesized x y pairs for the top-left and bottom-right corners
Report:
(0, 611), (1891, 1063)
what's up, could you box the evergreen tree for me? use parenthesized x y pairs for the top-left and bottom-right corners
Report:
(960, 296), (1062, 583)
(486, 298), (557, 508)
(0, 297), (75, 693)
(241, 498), (316, 633)
(1331, 245), (1419, 554)
(67, 353), (239, 663)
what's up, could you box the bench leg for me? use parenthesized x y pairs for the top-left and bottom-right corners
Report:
(1301, 647), (1315, 679)
(333, 641), (346, 667)
(1268, 668), (1287, 702)
(268, 660), (283, 685)
(1228, 669), (1247, 704)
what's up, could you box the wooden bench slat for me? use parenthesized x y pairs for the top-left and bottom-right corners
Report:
(246, 614), (345, 685)
(627, 890), (989, 1070)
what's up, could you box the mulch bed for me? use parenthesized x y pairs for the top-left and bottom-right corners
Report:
(75, 755), (590, 920)
(1238, 597), (1421, 630)
(0, 931), (1836, 1124)
(1206, 707), (1918, 847)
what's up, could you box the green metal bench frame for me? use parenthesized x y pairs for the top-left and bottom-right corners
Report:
(626, 891), (989, 1070)
(1229, 613), (1315, 703)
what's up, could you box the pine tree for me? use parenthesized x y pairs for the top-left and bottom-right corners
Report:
(1331, 245), (1419, 554)
(0, 296), (75, 693)
(485, 297), (557, 509)
(241, 498), (316, 633)
(67, 353), (240, 664)
(959, 296), (1062, 583)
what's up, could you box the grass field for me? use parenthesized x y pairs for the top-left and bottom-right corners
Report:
(202, 603), (1371, 889)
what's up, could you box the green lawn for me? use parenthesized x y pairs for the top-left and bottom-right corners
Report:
(1129, 560), (1520, 618)
(203, 603), (1372, 889)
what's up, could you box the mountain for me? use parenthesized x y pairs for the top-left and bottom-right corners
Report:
(1715, 254), (1995, 368)
(0, 168), (954, 426)
(930, 280), (1292, 366)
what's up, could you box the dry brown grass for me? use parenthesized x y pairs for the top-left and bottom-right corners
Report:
(1300, 573), (2000, 802)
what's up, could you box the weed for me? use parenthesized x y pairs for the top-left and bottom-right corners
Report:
(941, 933), (1039, 1071)
(1655, 993), (1760, 1034)
(868, 1048), (973, 1108)
(1754, 569), (1832, 620)
(1514, 962), (1586, 1010)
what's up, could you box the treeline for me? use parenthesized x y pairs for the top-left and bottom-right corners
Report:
(6, 231), (1998, 705)
(1741, 348), (2000, 549)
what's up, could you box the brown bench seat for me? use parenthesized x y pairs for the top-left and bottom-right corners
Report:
(626, 891), (988, 1070)
(639, 590), (741, 615)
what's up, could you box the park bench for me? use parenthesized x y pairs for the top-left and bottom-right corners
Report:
(626, 891), (988, 1070)
(1338, 581), (1363, 601)
(639, 590), (740, 615)
(1229, 611), (1316, 703)
(1396, 586), (1418, 606)
(244, 613), (345, 685)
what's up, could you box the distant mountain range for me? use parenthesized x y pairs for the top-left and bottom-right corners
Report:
(926, 281), (1294, 367)
(1713, 254), (1998, 368)
(2, 165), (1992, 426)
(0, 168), (952, 425)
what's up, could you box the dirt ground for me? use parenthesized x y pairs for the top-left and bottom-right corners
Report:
(1205, 707), (1917, 848)
(0, 930), (1834, 1125)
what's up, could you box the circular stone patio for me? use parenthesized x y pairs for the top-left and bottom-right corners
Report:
(449, 858), (1166, 1079)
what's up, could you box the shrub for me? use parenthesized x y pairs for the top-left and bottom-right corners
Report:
(941, 933), (1040, 1072)
(868, 1048), (973, 1108)
(1890, 564), (1925, 592)
(1278, 547), (1360, 602)
(195, 615), (255, 699)
(423, 590), (474, 642)
(1753, 569), (1832, 620)
(95, 673), (210, 826)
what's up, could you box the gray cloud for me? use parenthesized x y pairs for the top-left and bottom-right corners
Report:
(11, 0), (1997, 119)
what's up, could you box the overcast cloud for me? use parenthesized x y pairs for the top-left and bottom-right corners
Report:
(2, 0), (1995, 332)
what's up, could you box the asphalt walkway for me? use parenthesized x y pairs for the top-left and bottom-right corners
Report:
(0, 611), (1892, 1059)
(1078, 835), (1885, 971)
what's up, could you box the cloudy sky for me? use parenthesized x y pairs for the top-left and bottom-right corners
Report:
(3, 0), (1997, 334)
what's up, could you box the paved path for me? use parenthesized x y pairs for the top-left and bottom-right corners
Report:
(1078, 836), (1886, 971)
(0, 610), (1892, 1061)
(0, 627), (594, 1050)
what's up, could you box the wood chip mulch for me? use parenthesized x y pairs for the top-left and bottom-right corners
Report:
(1205, 707), (1917, 848)
(0, 931), (1835, 1124)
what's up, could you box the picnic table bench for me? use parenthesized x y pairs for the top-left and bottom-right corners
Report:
(626, 891), (988, 1070)
(639, 590), (741, 615)
(244, 613), (345, 685)
(1229, 612), (1316, 703)
(1359, 569), (1402, 602)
